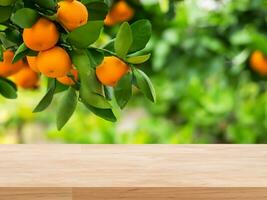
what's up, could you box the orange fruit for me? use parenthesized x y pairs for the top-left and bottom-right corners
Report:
(250, 51), (267, 76)
(36, 46), (72, 78)
(13, 65), (39, 89)
(112, 1), (134, 22)
(26, 56), (39, 72)
(96, 56), (129, 86)
(57, 0), (88, 31)
(105, 1), (134, 26)
(23, 18), (59, 51)
(0, 50), (24, 77)
(104, 13), (117, 26)
(57, 68), (78, 85)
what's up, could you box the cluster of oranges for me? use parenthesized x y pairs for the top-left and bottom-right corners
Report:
(250, 51), (267, 76)
(0, 0), (131, 89)
(0, 50), (39, 89)
(22, 0), (89, 86)
(104, 0), (135, 26)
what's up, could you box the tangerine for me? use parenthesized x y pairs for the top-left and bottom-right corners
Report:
(13, 65), (39, 89)
(96, 56), (129, 86)
(57, 0), (88, 31)
(23, 18), (59, 51)
(0, 50), (24, 77)
(250, 51), (267, 76)
(36, 46), (72, 78)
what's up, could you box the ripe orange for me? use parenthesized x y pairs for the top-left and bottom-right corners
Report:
(57, 68), (78, 85)
(57, 0), (88, 31)
(104, 12), (117, 26)
(23, 18), (59, 51)
(250, 51), (267, 76)
(36, 46), (72, 78)
(0, 50), (24, 77)
(26, 56), (39, 72)
(96, 56), (129, 86)
(13, 65), (39, 89)
(104, 1), (134, 26)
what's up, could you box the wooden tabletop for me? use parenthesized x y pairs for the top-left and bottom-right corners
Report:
(0, 145), (266, 199)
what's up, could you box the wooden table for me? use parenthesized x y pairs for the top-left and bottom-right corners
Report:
(0, 145), (266, 199)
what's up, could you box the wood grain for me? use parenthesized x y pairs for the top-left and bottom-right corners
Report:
(73, 188), (267, 200)
(0, 145), (267, 199)
(1, 145), (267, 187)
(1, 188), (267, 200)
(0, 188), (72, 200)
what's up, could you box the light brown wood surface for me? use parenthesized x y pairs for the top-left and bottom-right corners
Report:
(0, 145), (267, 199)
(0, 188), (72, 200)
(1, 188), (267, 200)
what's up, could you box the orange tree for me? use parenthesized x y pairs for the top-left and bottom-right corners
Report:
(0, 0), (155, 130)
(132, 0), (267, 143)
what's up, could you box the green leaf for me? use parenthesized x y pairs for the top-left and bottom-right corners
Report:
(249, 30), (267, 55)
(81, 0), (104, 4)
(0, 0), (16, 6)
(0, 32), (16, 49)
(0, 6), (12, 23)
(12, 43), (27, 63)
(104, 86), (112, 101)
(114, 72), (132, 109)
(0, 78), (17, 99)
(0, 77), (17, 90)
(0, 45), (3, 61)
(80, 78), (110, 109)
(5, 29), (22, 44)
(47, 78), (69, 94)
(133, 68), (156, 103)
(72, 50), (102, 93)
(102, 38), (115, 52)
(115, 22), (133, 59)
(55, 80), (69, 94)
(12, 43), (37, 63)
(87, 68), (103, 95)
(67, 21), (103, 49)
(87, 49), (104, 68)
(82, 101), (117, 122)
(33, 79), (56, 112)
(71, 50), (91, 79)
(11, 8), (39, 28)
(0, 24), (8, 31)
(33, 0), (57, 11)
(83, 1), (108, 20)
(56, 87), (77, 131)
(129, 19), (152, 53)
(127, 54), (151, 64)
(72, 50), (111, 109)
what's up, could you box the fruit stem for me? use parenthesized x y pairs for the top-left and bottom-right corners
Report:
(91, 47), (116, 56)
(42, 14), (57, 22)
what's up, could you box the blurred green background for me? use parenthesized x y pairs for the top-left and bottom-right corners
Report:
(1, 0), (267, 144)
